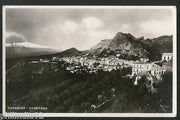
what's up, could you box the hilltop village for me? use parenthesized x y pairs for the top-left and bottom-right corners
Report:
(36, 53), (172, 76)
(28, 53), (173, 92)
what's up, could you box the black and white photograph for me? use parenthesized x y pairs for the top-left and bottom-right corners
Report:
(3, 6), (177, 117)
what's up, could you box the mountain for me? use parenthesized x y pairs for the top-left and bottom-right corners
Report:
(90, 32), (172, 61)
(6, 47), (86, 70)
(53, 47), (82, 57)
(90, 32), (149, 60)
(137, 35), (173, 61)
(6, 47), (57, 58)
(6, 42), (58, 58)
(91, 39), (111, 50)
(6, 32), (172, 61)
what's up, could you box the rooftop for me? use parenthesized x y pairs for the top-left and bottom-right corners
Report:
(133, 61), (151, 64)
(162, 53), (173, 56)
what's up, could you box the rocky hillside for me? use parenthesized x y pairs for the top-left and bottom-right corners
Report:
(90, 32), (172, 61)
(143, 35), (173, 60)
(91, 39), (111, 50)
(90, 32), (149, 60)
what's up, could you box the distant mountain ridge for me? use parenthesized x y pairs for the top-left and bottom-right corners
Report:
(136, 35), (173, 60)
(33, 32), (172, 61)
(53, 47), (82, 57)
(6, 42), (58, 58)
(6, 32), (173, 62)
(6, 47), (57, 58)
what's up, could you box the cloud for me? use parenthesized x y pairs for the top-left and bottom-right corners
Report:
(62, 20), (79, 32)
(33, 17), (113, 50)
(6, 8), (174, 50)
(81, 17), (104, 29)
(6, 32), (27, 43)
(140, 19), (173, 38)
(121, 24), (130, 30)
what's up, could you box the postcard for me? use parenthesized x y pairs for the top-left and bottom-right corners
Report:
(2, 6), (177, 117)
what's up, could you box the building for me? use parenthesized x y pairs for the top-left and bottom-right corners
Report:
(132, 62), (165, 77)
(132, 62), (152, 76)
(150, 64), (166, 76)
(140, 58), (149, 62)
(52, 56), (59, 61)
(162, 53), (173, 62)
(40, 59), (50, 63)
(29, 61), (38, 64)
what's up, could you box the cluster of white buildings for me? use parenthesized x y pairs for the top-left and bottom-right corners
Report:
(52, 53), (172, 75)
(131, 62), (166, 77)
(52, 56), (134, 73)
(131, 53), (173, 92)
(132, 53), (173, 77)
(54, 56), (134, 66)
(29, 52), (172, 77)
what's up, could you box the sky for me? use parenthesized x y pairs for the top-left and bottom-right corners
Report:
(5, 7), (174, 51)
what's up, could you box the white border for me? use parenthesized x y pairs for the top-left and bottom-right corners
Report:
(2, 5), (177, 117)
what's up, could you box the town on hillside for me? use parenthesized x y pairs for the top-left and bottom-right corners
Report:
(28, 52), (173, 93)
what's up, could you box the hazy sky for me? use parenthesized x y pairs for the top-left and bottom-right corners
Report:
(6, 7), (174, 50)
